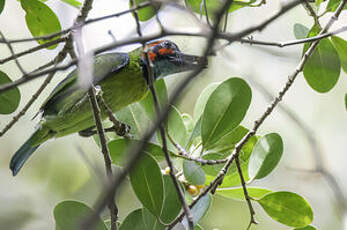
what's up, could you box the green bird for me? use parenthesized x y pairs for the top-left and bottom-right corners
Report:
(10, 40), (205, 176)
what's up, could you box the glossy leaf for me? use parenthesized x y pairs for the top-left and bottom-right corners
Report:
(303, 27), (340, 93)
(217, 187), (272, 201)
(257, 192), (314, 228)
(129, 0), (158, 21)
(331, 36), (347, 73)
(130, 154), (164, 217)
(166, 106), (189, 150)
(201, 78), (252, 149)
(193, 82), (220, 122)
(21, 0), (62, 49)
(293, 23), (309, 39)
(249, 133), (283, 180)
(139, 79), (168, 119)
(0, 71), (21, 114)
(142, 208), (165, 230)
(119, 209), (146, 230)
(60, 0), (81, 8)
(183, 160), (206, 185)
(182, 194), (212, 227)
(182, 113), (194, 134)
(0, 0), (4, 14)
(54, 200), (107, 230)
(293, 225), (317, 230)
(159, 175), (182, 224)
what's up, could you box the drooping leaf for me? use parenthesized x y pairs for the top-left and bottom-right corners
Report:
(293, 23), (309, 39)
(119, 209), (146, 230)
(142, 208), (165, 230)
(60, 0), (81, 8)
(183, 160), (206, 185)
(217, 187), (272, 201)
(159, 175), (183, 224)
(257, 192), (314, 228)
(293, 225), (317, 230)
(129, 0), (159, 21)
(248, 133), (283, 180)
(0, 71), (21, 114)
(0, 0), (4, 14)
(21, 0), (62, 49)
(130, 154), (164, 217)
(193, 82), (220, 122)
(54, 200), (107, 230)
(201, 78), (252, 149)
(182, 193), (212, 227)
(303, 26), (341, 93)
(331, 36), (347, 73)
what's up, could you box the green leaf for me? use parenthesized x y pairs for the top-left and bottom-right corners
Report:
(182, 193), (212, 227)
(326, 0), (347, 12)
(21, 0), (61, 49)
(257, 192), (314, 228)
(142, 208), (165, 230)
(293, 23), (309, 39)
(182, 113), (194, 134)
(54, 200), (107, 230)
(0, 71), (21, 114)
(60, 0), (81, 8)
(195, 225), (204, 230)
(201, 77), (252, 149)
(217, 187), (272, 201)
(159, 175), (182, 224)
(109, 139), (170, 165)
(293, 225), (317, 230)
(165, 106), (189, 150)
(130, 154), (164, 217)
(116, 103), (152, 139)
(187, 117), (202, 147)
(303, 27), (341, 93)
(183, 160), (206, 185)
(139, 79), (168, 120)
(331, 36), (347, 73)
(193, 82), (220, 122)
(248, 133), (283, 180)
(129, 0), (159, 21)
(119, 209), (146, 230)
(0, 0), (4, 14)
(345, 93), (347, 111)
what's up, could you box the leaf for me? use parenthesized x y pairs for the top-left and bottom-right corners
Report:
(139, 79), (168, 120)
(183, 160), (206, 185)
(159, 175), (182, 224)
(182, 193), (212, 227)
(142, 208), (165, 230)
(345, 93), (347, 111)
(303, 26), (341, 93)
(293, 225), (317, 230)
(21, 0), (61, 49)
(119, 209), (146, 230)
(201, 78), (252, 149)
(60, 0), (81, 8)
(165, 106), (189, 150)
(0, 71), (21, 114)
(0, 0), (4, 14)
(116, 103), (152, 139)
(257, 192), (314, 228)
(182, 113), (194, 134)
(130, 153), (164, 217)
(293, 23), (309, 39)
(217, 187), (272, 201)
(54, 200), (107, 230)
(187, 117), (202, 147)
(195, 225), (204, 230)
(248, 133), (283, 180)
(193, 82), (220, 122)
(331, 36), (347, 73)
(326, 0), (347, 12)
(129, 0), (159, 21)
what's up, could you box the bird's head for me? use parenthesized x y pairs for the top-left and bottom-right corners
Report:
(142, 40), (207, 79)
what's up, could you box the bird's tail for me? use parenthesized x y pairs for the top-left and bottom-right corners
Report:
(10, 127), (52, 176)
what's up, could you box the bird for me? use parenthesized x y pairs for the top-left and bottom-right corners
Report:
(10, 40), (206, 176)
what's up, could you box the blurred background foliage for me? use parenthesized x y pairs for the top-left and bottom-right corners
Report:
(0, 0), (346, 229)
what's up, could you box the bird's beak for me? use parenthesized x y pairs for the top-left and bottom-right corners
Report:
(176, 52), (208, 71)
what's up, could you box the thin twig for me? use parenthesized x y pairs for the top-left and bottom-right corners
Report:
(302, 0), (320, 26)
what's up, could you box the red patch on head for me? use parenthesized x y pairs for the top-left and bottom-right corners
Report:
(158, 48), (173, 55)
(147, 51), (157, 61)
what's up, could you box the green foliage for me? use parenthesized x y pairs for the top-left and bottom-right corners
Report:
(0, 0), (4, 14)
(293, 225), (317, 230)
(201, 78), (252, 149)
(182, 194), (212, 227)
(21, 0), (62, 49)
(293, 23), (309, 39)
(345, 93), (347, 111)
(217, 187), (272, 201)
(130, 153), (164, 217)
(257, 192), (314, 228)
(60, 0), (81, 8)
(119, 209), (146, 230)
(331, 36), (347, 73)
(142, 208), (165, 230)
(326, 0), (347, 12)
(248, 133), (283, 180)
(0, 71), (21, 114)
(54, 200), (107, 230)
(129, 0), (159, 21)
(193, 82), (220, 122)
(183, 160), (206, 185)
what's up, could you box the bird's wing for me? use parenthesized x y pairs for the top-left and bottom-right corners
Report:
(40, 53), (130, 116)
